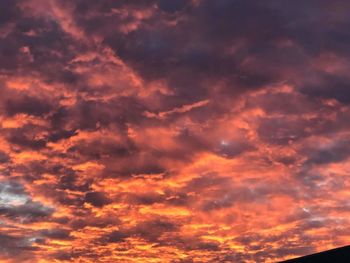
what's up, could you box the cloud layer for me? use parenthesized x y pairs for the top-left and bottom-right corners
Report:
(1, 0), (350, 262)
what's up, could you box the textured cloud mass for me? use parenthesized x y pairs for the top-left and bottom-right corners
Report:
(1, 0), (350, 262)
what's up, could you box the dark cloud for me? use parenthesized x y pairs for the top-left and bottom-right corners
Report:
(71, 215), (121, 230)
(100, 0), (292, 107)
(157, 0), (188, 13)
(0, 181), (53, 223)
(58, 172), (91, 192)
(84, 191), (111, 207)
(102, 159), (166, 178)
(301, 74), (350, 104)
(0, 233), (37, 258)
(5, 125), (47, 150)
(48, 129), (78, 143)
(99, 218), (179, 246)
(0, 11), (81, 74)
(49, 107), (70, 128)
(216, 140), (254, 159)
(40, 229), (72, 240)
(6, 95), (52, 116)
(0, 0), (20, 25)
(0, 151), (10, 163)
(191, 241), (221, 251)
(133, 219), (178, 242)
(0, 202), (52, 222)
(128, 192), (165, 205)
(257, 117), (312, 145)
(67, 138), (135, 161)
(8, 134), (47, 150)
(96, 0), (350, 108)
(304, 140), (350, 165)
(247, 90), (320, 115)
(107, 230), (129, 243)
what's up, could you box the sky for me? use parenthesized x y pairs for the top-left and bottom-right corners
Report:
(1, 0), (350, 262)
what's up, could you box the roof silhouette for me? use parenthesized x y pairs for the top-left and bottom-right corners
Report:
(280, 245), (350, 263)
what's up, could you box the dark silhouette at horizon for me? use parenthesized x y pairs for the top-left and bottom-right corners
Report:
(281, 245), (350, 263)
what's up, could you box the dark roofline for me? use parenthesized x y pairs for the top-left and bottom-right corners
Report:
(280, 245), (350, 263)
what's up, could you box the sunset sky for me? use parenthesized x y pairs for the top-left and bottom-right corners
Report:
(1, 0), (350, 262)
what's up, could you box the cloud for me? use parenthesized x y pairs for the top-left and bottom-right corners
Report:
(0, 0), (350, 262)
(5, 95), (52, 117)
(84, 191), (111, 207)
(0, 181), (53, 223)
